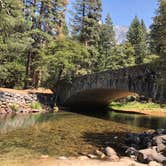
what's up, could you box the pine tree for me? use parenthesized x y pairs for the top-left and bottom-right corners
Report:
(106, 42), (135, 70)
(71, 0), (102, 47)
(150, 0), (166, 59)
(98, 13), (115, 70)
(150, 0), (166, 99)
(23, 0), (68, 88)
(127, 16), (149, 64)
(0, 0), (32, 88)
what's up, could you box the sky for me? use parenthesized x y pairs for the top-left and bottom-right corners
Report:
(68, 0), (158, 28)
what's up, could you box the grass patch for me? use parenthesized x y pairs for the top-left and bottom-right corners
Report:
(30, 102), (42, 110)
(9, 104), (19, 112)
(109, 101), (166, 111)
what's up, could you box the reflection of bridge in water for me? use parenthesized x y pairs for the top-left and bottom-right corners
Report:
(56, 64), (165, 107)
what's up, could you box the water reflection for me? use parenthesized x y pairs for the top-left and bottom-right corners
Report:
(107, 111), (166, 129)
(69, 109), (166, 129)
(0, 113), (72, 134)
(0, 110), (166, 135)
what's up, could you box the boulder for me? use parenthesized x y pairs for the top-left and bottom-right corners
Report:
(125, 147), (139, 157)
(105, 147), (117, 157)
(153, 135), (166, 153)
(137, 148), (166, 164)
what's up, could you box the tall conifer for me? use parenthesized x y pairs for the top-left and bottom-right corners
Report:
(127, 16), (148, 64)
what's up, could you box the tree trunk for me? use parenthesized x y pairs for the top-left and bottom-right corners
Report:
(37, 67), (42, 88)
(24, 51), (32, 89)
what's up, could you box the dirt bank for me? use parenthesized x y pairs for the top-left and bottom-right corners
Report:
(0, 87), (53, 94)
(113, 108), (166, 117)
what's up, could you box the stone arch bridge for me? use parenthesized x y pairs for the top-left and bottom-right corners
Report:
(56, 64), (165, 107)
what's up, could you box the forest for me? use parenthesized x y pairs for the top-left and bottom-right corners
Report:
(0, 0), (166, 90)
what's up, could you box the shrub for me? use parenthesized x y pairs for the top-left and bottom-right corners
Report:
(30, 102), (42, 110)
(10, 104), (19, 112)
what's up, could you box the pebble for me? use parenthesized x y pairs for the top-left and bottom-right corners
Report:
(57, 156), (68, 160)
(87, 154), (98, 159)
(95, 150), (106, 159)
(40, 155), (49, 159)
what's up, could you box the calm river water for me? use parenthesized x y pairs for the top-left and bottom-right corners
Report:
(0, 110), (166, 165)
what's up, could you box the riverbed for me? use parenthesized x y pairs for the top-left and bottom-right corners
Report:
(0, 110), (166, 166)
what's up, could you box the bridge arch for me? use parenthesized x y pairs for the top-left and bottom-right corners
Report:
(56, 64), (164, 107)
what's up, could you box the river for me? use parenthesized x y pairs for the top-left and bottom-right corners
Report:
(0, 110), (166, 165)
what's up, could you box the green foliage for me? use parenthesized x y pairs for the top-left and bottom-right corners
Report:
(30, 102), (42, 110)
(71, 0), (102, 47)
(9, 104), (19, 112)
(0, 0), (32, 88)
(105, 42), (135, 70)
(43, 39), (91, 89)
(150, 0), (166, 99)
(127, 16), (149, 64)
(23, 0), (68, 89)
(99, 13), (115, 50)
(150, 0), (166, 59)
(143, 54), (160, 64)
(0, 0), (164, 92)
(97, 13), (116, 71)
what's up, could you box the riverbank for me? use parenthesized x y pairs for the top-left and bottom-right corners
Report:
(109, 101), (166, 117)
(20, 157), (150, 166)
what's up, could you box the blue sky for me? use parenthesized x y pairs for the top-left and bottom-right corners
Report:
(68, 0), (158, 28)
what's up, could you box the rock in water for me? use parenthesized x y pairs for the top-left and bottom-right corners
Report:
(53, 106), (59, 112)
(105, 147), (117, 156)
(153, 135), (166, 153)
(105, 147), (119, 161)
(137, 148), (166, 164)
(125, 147), (139, 156)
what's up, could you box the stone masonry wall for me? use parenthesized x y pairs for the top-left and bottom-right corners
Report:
(56, 63), (166, 106)
(0, 90), (55, 114)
